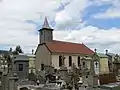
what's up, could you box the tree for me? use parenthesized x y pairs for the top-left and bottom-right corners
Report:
(15, 45), (23, 53)
(12, 45), (23, 55)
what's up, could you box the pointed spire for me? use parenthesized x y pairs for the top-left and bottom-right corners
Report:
(42, 16), (52, 29)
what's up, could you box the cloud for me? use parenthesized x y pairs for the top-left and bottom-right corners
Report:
(93, 8), (120, 18)
(53, 26), (120, 54)
(0, 0), (120, 54)
(55, 0), (91, 29)
(92, 0), (120, 18)
(0, 0), (61, 53)
(0, 0), (92, 53)
(91, 0), (119, 5)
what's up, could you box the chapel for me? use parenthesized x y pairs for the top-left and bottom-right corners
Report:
(35, 17), (94, 71)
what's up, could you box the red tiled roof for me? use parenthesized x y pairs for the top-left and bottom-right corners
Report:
(45, 40), (94, 55)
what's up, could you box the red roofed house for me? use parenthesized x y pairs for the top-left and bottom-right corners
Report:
(35, 17), (94, 71)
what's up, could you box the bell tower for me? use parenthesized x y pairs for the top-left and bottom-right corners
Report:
(38, 16), (54, 44)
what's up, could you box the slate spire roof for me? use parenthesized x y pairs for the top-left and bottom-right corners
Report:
(42, 16), (52, 29)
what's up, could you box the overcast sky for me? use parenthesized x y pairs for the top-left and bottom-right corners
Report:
(0, 0), (120, 54)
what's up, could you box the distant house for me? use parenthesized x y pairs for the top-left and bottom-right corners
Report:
(35, 17), (94, 71)
(14, 54), (29, 80)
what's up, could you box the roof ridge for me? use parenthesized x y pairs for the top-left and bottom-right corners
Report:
(52, 40), (83, 45)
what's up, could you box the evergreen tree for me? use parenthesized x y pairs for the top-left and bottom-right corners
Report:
(12, 45), (23, 55)
(15, 45), (23, 53)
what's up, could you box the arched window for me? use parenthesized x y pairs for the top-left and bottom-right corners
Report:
(41, 64), (44, 70)
(59, 56), (62, 67)
(78, 56), (81, 66)
(83, 62), (85, 68)
(69, 56), (72, 66)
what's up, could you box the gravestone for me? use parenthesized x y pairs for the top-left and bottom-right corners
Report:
(81, 50), (100, 88)
(59, 65), (68, 81)
(9, 73), (19, 90)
